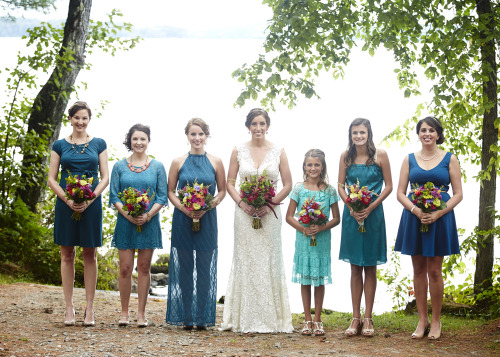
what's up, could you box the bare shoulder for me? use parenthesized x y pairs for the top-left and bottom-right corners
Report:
(171, 153), (189, 169)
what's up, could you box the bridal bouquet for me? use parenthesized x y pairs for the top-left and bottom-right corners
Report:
(411, 182), (447, 232)
(239, 172), (279, 229)
(118, 187), (154, 233)
(341, 178), (378, 233)
(177, 180), (214, 231)
(296, 197), (327, 246)
(65, 171), (96, 221)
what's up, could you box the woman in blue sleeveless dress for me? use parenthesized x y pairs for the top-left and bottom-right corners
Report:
(338, 118), (393, 337)
(166, 118), (226, 329)
(48, 101), (109, 326)
(109, 124), (168, 327)
(395, 117), (462, 340)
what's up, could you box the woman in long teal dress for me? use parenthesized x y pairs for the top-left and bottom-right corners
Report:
(166, 118), (226, 329)
(286, 149), (340, 336)
(48, 101), (109, 326)
(395, 117), (462, 340)
(338, 118), (392, 337)
(109, 124), (168, 327)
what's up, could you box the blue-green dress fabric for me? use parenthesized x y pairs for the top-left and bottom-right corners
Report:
(289, 183), (339, 287)
(52, 138), (107, 248)
(166, 153), (218, 327)
(109, 159), (168, 250)
(339, 163), (387, 266)
(394, 152), (460, 256)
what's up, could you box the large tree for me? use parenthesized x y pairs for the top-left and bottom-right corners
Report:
(17, 0), (92, 210)
(234, 0), (498, 302)
(7, 0), (139, 210)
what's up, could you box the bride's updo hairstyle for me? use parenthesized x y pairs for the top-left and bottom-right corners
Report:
(416, 116), (445, 144)
(245, 108), (271, 128)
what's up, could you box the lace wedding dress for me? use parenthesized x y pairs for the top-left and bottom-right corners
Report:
(220, 143), (293, 333)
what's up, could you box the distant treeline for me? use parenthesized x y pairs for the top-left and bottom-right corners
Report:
(0, 18), (265, 39)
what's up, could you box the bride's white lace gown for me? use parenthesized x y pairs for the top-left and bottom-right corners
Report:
(220, 143), (293, 333)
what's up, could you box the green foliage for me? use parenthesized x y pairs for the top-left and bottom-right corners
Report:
(0, 10), (141, 210)
(377, 250), (415, 311)
(0, 199), (61, 284)
(151, 253), (169, 274)
(234, 0), (499, 173)
(0, 0), (56, 19)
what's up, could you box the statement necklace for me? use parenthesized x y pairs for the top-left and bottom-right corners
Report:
(127, 156), (150, 173)
(420, 150), (439, 161)
(70, 134), (90, 154)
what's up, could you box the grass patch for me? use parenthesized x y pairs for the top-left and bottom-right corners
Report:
(292, 310), (489, 334)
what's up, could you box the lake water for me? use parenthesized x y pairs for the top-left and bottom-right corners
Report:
(1, 37), (496, 314)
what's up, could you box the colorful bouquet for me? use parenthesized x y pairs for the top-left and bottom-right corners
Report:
(177, 180), (214, 231)
(341, 178), (378, 233)
(296, 197), (328, 246)
(239, 172), (279, 229)
(410, 182), (447, 232)
(65, 171), (96, 221)
(118, 187), (154, 233)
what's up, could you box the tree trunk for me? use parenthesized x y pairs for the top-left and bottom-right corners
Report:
(17, 0), (92, 211)
(474, 0), (497, 301)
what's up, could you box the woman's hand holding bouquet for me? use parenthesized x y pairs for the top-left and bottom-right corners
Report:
(410, 182), (447, 232)
(177, 180), (213, 231)
(340, 179), (378, 233)
(296, 197), (327, 246)
(65, 171), (96, 221)
(118, 187), (154, 233)
(239, 172), (279, 229)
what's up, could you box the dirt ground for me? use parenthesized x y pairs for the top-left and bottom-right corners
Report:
(0, 283), (498, 357)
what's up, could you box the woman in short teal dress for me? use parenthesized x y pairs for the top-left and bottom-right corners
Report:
(166, 118), (226, 329)
(109, 124), (168, 327)
(338, 118), (392, 337)
(395, 117), (462, 340)
(48, 101), (109, 326)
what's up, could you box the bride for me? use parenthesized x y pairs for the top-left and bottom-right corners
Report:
(220, 108), (293, 333)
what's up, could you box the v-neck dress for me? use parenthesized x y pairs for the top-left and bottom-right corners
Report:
(394, 152), (460, 256)
(220, 143), (293, 333)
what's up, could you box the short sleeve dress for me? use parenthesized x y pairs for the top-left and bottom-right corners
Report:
(289, 183), (339, 286)
(52, 137), (107, 248)
(394, 152), (460, 257)
(109, 159), (168, 250)
(339, 161), (387, 266)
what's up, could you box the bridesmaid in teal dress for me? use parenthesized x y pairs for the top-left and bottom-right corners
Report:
(286, 149), (340, 336)
(109, 124), (168, 327)
(166, 118), (226, 329)
(48, 101), (109, 326)
(338, 118), (393, 337)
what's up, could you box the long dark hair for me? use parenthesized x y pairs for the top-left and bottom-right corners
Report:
(344, 118), (376, 167)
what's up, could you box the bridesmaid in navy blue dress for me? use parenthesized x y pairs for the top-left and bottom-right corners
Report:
(48, 101), (109, 326)
(166, 118), (226, 329)
(395, 117), (462, 340)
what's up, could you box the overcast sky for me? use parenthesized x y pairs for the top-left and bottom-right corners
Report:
(19, 0), (272, 35)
